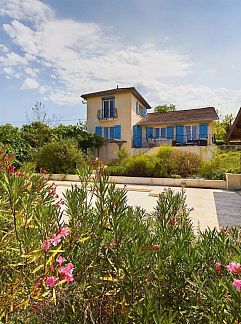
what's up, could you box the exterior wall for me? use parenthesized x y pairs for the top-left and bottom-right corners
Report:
(140, 121), (214, 145)
(131, 145), (214, 160)
(87, 92), (140, 161)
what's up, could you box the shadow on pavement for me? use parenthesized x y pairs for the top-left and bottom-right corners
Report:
(213, 191), (241, 228)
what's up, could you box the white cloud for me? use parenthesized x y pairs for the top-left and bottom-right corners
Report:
(21, 77), (39, 90)
(1, 0), (241, 114)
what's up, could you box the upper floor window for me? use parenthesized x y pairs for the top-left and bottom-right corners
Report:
(136, 101), (147, 117)
(102, 97), (115, 118)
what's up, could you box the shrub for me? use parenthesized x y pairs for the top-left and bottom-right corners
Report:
(124, 154), (155, 177)
(35, 139), (85, 174)
(2, 156), (241, 322)
(170, 150), (202, 177)
(201, 150), (241, 179)
(116, 147), (129, 161)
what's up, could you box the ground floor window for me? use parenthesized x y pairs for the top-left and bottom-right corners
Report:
(184, 125), (198, 141)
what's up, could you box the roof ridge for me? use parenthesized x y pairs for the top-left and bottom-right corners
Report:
(147, 107), (216, 115)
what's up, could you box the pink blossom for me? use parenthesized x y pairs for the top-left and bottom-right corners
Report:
(148, 245), (160, 249)
(59, 262), (74, 275)
(50, 265), (55, 272)
(56, 256), (66, 266)
(59, 262), (74, 284)
(215, 262), (221, 271)
(50, 234), (62, 246)
(45, 276), (58, 288)
(227, 262), (241, 274)
(59, 227), (69, 238)
(41, 240), (51, 250)
(233, 279), (241, 292)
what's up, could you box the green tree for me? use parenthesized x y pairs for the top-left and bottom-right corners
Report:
(21, 122), (54, 148)
(154, 104), (176, 113)
(214, 112), (234, 143)
(54, 124), (103, 153)
(0, 124), (30, 166)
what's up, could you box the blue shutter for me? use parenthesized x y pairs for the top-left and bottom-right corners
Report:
(141, 106), (147, 117)
(110, 127), (115, 139)
(154, 128), (160, 139)
(167, 126), (174, 139)
(133, 125), (142, 148)
(114, 125), (121, 139)
(199, 123), (208, 140)
(176, 125), (184, 143)
(95, 126), (102, 137)
(104, 127), (109, 139)
(146, 127), (153, 139)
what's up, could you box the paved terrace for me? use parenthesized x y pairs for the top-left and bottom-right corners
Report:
(53, 182), (241, 232)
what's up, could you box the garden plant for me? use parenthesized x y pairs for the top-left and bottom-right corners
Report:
(1, 152), (241, 323)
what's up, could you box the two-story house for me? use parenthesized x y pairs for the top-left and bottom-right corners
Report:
(81, 87), (151, 161)
(81, 87), (218, 161)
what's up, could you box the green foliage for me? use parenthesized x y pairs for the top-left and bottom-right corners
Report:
(22, 122), (55, 148)
(116, 147), (129, 161)
(0, 124), (31, 167)
(214, 112), (234, 143)
(35, 139), (85, 174)
(108, 146), (202, 178)
(2, 156), (241, 322)
(54, 124), (104, 153)
(154, 104), (176, 113)
(201, 150), (241, 179)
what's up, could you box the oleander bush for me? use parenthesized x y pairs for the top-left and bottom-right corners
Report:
(2, 151), (241, 323)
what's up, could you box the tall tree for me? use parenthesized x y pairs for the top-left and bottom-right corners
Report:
(154, 104), (176, 113)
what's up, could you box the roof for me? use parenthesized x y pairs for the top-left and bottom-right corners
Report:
(137, 107), (218, 125)
(81, 87), (151, 109)
(227, 108), (241, 143)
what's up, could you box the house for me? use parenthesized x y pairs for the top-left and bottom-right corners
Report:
(81, 87), (218, 161)
(81, 87), (151, 161)
(136, 107), (218, 148)
(227, 108), (241, 144)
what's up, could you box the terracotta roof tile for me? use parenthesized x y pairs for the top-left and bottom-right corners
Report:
(137, 107), (218, 125)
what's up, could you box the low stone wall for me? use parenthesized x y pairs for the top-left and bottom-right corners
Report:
(109, 176), (226, 190)
(226, 173), (241, 191)
(42, 173), (227, 190)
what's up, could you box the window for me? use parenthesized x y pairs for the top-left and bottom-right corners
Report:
(160, 127), (166, 139)
(102, 97), (115, 118)
(95, 125), (121, 140)
(184, 125), (198, 141)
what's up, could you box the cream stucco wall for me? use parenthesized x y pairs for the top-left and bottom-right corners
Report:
(87, 91), (148, 161)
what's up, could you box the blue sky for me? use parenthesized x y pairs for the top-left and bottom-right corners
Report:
(1, 0), (241, 125)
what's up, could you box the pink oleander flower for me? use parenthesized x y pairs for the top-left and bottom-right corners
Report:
(65, 273), (74, 284)
(41, 240), (51, 250)
(227, 262), (241, 274)
(215, 262), (221, 271)
(148, 245), (161, 249)
(59, 262), (74, 284)
(45, 276), (58, 288)
(50, 233), (62, 246)
(233, 279), (241, 292)
(59, 227), (69, 238)
(50, 265), (55, 272)
(56, 255), (66, 266)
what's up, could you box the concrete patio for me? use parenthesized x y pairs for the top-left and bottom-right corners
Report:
(54, 181), (241, 232)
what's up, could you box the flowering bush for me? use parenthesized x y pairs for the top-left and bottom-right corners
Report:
(1, 153), (241, 322)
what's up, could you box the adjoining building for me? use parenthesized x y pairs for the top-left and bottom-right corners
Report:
(227, 108), (241, 145)
(81, 87), (218, 161)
